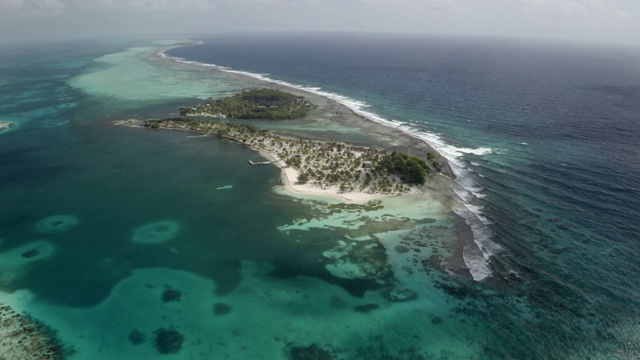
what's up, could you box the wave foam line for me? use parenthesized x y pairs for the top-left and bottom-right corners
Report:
(159, 48), (499, 281)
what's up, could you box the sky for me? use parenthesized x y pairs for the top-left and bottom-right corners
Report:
(0, 0), (639, 46)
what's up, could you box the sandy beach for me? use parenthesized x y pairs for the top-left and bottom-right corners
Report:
(255, 146), (420, 204)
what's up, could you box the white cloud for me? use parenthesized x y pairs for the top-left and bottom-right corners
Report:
(0, 0), (25, 9)
(0, 0), (218, 17)
(0, 0), (65, 17)
(0, 0), (638, 45)
(507, 0), (638, 18)
(3, 0), (635, 17)
(346, 0), (469, 10)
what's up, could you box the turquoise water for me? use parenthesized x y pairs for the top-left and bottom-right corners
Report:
(168, 34), (640, 358)
(2, 35), (640, 359)
(0, 39), (493, 359)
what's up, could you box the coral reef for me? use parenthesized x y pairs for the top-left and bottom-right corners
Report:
(213, 303), (232, 316)
(128, 329), (146, 345)
(131, 221), (180, 244)
(0, 305), (67, 360)
(0, 241), (56, 286)
(353, 304), (380, 313)
(161, 287), (181, 303)
(382, 288), (418, 303)
(35, 215), (79, 234)
(153, 327), (184, 354)
(21, 249), (41, 258)
(354, 335), (428, 360)
(287, 343), (336, 360)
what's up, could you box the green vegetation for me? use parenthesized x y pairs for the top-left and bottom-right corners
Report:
(184, 88), (317, 119)
(132, 118), (443, 194)
(377, 152), (431, 185)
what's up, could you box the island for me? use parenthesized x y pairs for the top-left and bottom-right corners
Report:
(117, 116), (443, 202)
(180, 88), (317, 119)
(118, 88), (452, 202)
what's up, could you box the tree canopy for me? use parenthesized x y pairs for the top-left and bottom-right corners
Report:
(185, 88), (317, 120)
(376, 151), (431, 185)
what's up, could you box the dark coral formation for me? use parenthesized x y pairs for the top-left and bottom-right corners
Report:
(213, 303), (232, 316)
(128, 329), (146, 345)
(154, 327), (184, 354)
(353, 304), (379, 313)
(162, 287), (181, 303)
(21, 249), (41, 258)
(434, 281), (480, 300)
(355, 335), (429, 360)
(287, 343), (335, 360)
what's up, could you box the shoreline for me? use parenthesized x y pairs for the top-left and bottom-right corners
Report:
(116, 118), (425, 204)
(154, 41), (493, 281)
(156, 44), (456, 177)
(253, 144), (421, 204)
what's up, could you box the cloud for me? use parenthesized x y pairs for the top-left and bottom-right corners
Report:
(348, 0), (469, 10)
(3, 0), (638, 18)
(0, 0), (219, 17)
(0, 0), (471, 17)
(0, 0), (66, 17)
(507, 0), (638, 18)
(93, 0), (216, 11)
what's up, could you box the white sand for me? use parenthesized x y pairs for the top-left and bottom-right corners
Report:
(253, 146), (412, 204)
(280, 166), (390, 203)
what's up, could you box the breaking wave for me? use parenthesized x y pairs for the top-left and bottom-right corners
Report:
(159, 47), (499, 281)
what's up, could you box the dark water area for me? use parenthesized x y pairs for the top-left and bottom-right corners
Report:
(168, 34), (640, 358)
(0, 120), (316, 306)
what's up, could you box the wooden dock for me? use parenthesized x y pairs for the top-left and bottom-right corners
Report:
(248, 160), (272, 165)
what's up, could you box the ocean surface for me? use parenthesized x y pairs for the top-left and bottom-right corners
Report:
(1, 34), (639, 359)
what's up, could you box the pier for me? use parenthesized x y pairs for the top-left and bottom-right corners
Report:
(248, 160), (273, 165)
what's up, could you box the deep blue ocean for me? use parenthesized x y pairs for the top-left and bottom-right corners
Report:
(1, 34), (639, 359)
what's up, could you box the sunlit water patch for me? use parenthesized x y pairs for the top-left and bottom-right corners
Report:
(69, 45), (245, 103)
